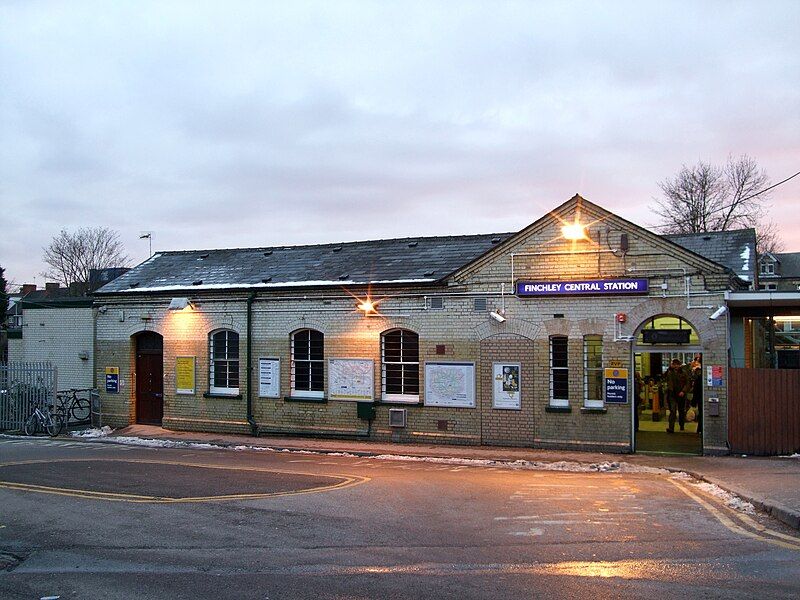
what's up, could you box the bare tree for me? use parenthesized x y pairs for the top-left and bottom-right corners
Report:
(654, 154), (771, 234)
(42, 227), (129, 292)
(755, 219), (785, 255)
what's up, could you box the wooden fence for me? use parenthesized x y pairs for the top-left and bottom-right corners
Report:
(729, 368), (800, 455)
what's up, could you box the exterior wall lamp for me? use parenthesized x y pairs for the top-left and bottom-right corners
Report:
(168, 297), (194, 311)
(356, 297), (378, 316)
(561, 221), (587, 240)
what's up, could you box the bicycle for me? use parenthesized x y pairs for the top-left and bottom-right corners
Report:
(24, 398), (64, 437)
(55, 388), (92, 425)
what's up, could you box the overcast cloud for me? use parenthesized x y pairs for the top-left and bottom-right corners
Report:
(1, 0), (799, 287)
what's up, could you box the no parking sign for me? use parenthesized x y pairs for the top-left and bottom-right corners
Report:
(604, 368), (628, 403)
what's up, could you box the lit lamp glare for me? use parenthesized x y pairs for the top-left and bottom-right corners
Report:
(357, 298), (376, 315)
(561, 222), (587, 240)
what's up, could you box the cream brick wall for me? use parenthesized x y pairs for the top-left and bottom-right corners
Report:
(13, 307), (94, 390)
(93, 201), (732, 453)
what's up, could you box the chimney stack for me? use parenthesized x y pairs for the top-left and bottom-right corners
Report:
(21, 284), (36, 295)
(45, 282), (60, 293)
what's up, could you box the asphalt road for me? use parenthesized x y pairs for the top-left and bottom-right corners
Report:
(1, 437), (799, 600)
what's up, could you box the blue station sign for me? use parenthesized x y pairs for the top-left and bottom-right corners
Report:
(516, 278), (649, 297)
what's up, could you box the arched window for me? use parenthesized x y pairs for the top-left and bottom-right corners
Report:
(209, 330), (239, 395)
(549, 335), (569, 407)
(381, 329), (419, 403)
(291, 329), (324, 398)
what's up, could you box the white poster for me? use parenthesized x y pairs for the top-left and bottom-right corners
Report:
(258, 358), (281, 398)
(493, 362), (521, 409)
(329, 358), (374, 401)
(424, 362), (476, 408)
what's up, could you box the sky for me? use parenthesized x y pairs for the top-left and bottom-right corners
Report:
(1, 1), (799, 289)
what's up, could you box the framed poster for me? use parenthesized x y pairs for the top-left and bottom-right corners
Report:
(258, 358), (281, 398)
(493, 362), (521, 409)
(424, 362), (476, 408)
(329, 358), (374, 401)
(175, 356), (196, 394)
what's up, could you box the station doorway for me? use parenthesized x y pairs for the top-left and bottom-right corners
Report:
(633, 315), (703, 455)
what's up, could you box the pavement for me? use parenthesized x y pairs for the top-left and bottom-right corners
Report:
(91, 424), (800, 531)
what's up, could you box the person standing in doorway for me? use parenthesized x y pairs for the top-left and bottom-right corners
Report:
(665, 358), (691, 433)
(692, 364), (703, 434)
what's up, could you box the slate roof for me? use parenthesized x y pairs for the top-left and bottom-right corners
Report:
(776, 252), (800, 278)
(665, 228), (756, 282)
(95, 233), (514, 294)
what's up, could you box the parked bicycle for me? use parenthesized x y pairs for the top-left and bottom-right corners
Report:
(24, 397), (63, 437)
(55, 388), (92, 425)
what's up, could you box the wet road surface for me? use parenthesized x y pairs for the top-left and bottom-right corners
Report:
(1, 436), (798, 599)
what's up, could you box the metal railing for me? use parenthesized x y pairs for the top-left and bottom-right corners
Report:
(0, 362), (58, 432)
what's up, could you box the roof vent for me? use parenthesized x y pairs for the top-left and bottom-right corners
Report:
(339, 274), (350, 280)
(491, 237), (501, 244)
(408, 241), (418, 247)
(199, 253), (209, 259)
(702, 235), (712, 241)
(261, 277), (272, 283)
(264, 250), (273, 256)
(192, 280), (203, 286)
(332, 246), (343, 253)
(423, 270), (435, 277)
(128, 282), (139, 289)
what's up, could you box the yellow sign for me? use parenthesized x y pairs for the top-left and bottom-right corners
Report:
(604, 368), (628, 379)
(607, 359), (625, 368)
(176, 356), (196, 395)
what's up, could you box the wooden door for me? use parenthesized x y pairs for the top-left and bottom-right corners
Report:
(135, 332), (163, 424)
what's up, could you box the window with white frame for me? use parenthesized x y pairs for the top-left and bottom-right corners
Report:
(550, 336), (569, 407)
(209, 330), (240, 395)
(760, 260), (775, 275)
(758, 283), (778, 291)
(291, 329), (324, 397)
(381, 329), (419, 403)
(584, 335), (603, 408)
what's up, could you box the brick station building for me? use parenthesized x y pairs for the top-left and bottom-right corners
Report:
(93, 195), (754, 455)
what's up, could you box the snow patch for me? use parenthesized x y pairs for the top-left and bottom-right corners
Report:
(670, 472), (755, 514)
(116, 278), (436, 293)
(740, 245), (751, 277)
(69, 426), (113, 438)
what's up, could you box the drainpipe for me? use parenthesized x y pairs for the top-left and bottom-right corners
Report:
(246, 291), (259, 436)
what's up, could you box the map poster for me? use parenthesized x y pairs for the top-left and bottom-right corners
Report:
(258, 358), (281, 398)
(493, 362), (521, 409)
(424, 362), (476, 408)
(175, 356), (196, 394)
(329, 358), (374, 401)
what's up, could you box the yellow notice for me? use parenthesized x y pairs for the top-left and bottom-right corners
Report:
(176, 356), (196, 394)
(604, 368), (628, 379)
(607, 359), (625, 369)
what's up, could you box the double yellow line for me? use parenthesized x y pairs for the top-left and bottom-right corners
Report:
(669, 478), (800, 551)
(0, 458), (370, 503)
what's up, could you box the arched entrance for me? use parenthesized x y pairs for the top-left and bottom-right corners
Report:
(134, 331), (163, 425)
(633, 315), (703, 455)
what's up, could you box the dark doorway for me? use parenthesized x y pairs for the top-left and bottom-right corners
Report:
(135, 331), (163, 425)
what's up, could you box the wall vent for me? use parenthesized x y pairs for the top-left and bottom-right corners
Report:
(429, 297), (444, 309)
(473, 298), (487, 312)
(388, 408), (407, 428)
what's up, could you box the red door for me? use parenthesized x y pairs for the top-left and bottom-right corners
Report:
(135, 332), (163, 424)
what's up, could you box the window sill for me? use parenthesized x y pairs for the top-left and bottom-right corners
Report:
(580, 407), (608, 414)
(284, 396), (328, 404)
(203, 392), (243, 400)
(375, 400), (424, 407)
(545, 406), (572, 413)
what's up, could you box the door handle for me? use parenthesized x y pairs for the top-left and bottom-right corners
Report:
(154, 393), (163, 398)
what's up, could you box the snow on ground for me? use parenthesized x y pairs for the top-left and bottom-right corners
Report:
(84, 434), (667, 474)
(670, 472), (755, 514)
(69, 426), (113, 438)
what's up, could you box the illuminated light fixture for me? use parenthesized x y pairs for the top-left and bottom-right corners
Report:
(561, 221), (587, 241)
(357, 297), (377, 316)
(168, 297), (194, 311)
